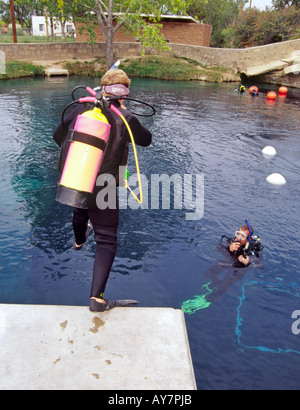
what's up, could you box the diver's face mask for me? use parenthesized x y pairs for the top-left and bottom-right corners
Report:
(235, 230), (248, 243)
(103, 84), (130, 97)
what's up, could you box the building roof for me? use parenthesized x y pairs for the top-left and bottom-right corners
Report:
(78, 11), (199, 24)
(140, 14), (199, 23)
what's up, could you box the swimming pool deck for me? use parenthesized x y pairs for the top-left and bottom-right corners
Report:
(0, 304), (196, 390)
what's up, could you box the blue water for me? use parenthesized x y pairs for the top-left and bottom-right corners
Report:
(0, 76), (300, 390)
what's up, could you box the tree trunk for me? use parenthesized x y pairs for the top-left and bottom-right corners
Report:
(106, 0), (115, 70)
(60, 17), (66, 40)
(9, 0), (17, 43)
(94, 0), (115, 69)
(106, 29), (115, 69)
(50, 17), (54, 38)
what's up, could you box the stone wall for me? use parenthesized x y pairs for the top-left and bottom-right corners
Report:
(0, 39), (299, 73)
(0, 42), (107, 61)
(170, 39), (300, 72)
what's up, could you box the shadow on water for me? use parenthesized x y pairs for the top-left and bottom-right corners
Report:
(1, 77), (300, 389)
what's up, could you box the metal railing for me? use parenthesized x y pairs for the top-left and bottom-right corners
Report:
(0, 29), (76, 43)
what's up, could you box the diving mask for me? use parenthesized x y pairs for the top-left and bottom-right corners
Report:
(103, 84), (130, 97)
(235, 231), (248, 241)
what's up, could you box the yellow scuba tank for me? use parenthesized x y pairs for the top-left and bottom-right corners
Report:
(56, 107), (111, 208)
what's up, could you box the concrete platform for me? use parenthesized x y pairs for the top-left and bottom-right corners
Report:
(243, 60), (289, 77)
(0, 304), (196, 390)
(284, 63), (300, 75)
(45, 66), (69, 77)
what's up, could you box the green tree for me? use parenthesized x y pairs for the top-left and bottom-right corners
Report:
(72, 0), (192, 69)
(11, 0), (73, 33)
(226, 5), (300, 47)
(187, 0), (240, 47)
(14, 0), (44, 28)
(272, 0), (299, 9)
(0, 0), (10, 25)
(45, 0), (73, 39)
(226, 7), (259, 47)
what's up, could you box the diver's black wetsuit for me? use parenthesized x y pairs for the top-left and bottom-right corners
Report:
(53, 100), (152, 298)
(204, 237), (264, 303)
(227, 236), (263, 268)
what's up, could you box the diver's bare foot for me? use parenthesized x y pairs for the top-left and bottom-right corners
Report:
(90, 297), (105, 304)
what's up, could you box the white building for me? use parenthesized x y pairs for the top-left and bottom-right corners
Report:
(31, 16), (75, 37)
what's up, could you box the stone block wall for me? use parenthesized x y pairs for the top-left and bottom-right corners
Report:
(170, 39), (300, 72)
(0, 42), (107, 61)
(0, 38), (299, 74)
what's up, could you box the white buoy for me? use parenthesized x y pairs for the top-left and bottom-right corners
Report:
(262, 146), (277, 159)
(266, 173), (286, 186)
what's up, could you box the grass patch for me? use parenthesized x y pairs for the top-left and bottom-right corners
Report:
(0, 61), (44, 79)
(64, 58), (106, 77)
(0, 55), (240, 83)
(122, 56), (202, 81)
(0, 33), (75, 43)
(56, 55), (238, 82)
(121, 56), (238, 82)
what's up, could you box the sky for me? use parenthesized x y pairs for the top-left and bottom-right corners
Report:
(250, 0), (274, 10)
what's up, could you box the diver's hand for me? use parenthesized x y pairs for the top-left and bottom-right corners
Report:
(238, 254), (250, 265)
(229, 241), (241, 252)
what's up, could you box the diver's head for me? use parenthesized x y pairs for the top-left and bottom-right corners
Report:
(234, 224), (254, 245)
(101, 69), (131, 98)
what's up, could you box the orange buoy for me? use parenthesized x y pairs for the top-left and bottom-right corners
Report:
(267, 91), (277, 100)
(249, 86), (259, 95)
(278, 86), (288, 96)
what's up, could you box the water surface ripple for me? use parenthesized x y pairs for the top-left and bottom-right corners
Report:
(0, 77), (300, 389)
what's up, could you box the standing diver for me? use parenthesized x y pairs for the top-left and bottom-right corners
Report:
(53, 68), (152, 312)
(181, 220), (263, 314)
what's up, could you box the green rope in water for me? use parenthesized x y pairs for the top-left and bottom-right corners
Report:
(181, 282), (214, 314)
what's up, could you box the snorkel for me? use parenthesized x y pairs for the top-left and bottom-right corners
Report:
(109, 60), (121, 70)
(244, 219), (253, 253)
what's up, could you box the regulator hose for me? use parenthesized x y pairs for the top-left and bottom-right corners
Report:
(61, 87), (148, 204)
(71, 86), (156, 117)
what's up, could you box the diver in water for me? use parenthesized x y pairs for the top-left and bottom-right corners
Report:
(228, 222), (256, 267)
(53, 68), (152, 312)
(249, 86), (259, 96)
(235, 84), (245, 94)
(238, 84), (246, 94)
(182, 220), (263, 314)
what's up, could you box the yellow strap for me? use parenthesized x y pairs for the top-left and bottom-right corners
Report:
(119, 113), (143, 205)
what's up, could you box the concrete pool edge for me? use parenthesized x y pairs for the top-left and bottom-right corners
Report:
(0, 303), (197, 390)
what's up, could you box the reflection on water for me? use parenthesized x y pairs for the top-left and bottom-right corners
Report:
(0, 77), (300, 389)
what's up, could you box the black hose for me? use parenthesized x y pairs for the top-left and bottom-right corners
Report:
(122, 97), (156, 117)
(61, 100), (80, 125)
(71, 86), (156, 116)
(71, 86), (88, 101)
(62, 87), (157, 125)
